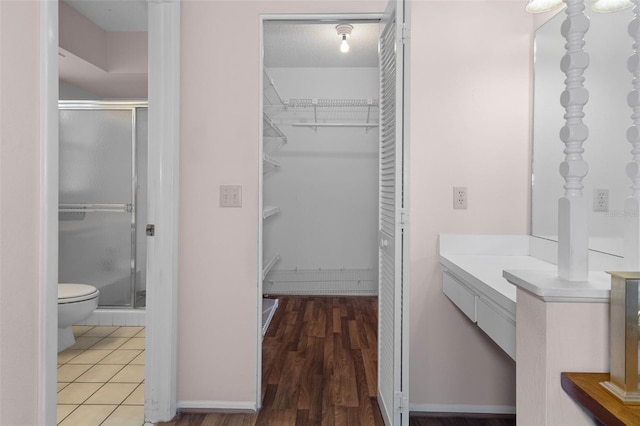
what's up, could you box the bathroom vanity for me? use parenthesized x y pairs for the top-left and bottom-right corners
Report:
(439, 234), (556, 360)
(439, 233), (625, 425)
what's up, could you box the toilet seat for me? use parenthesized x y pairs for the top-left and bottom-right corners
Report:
(58, 283), (99, 304)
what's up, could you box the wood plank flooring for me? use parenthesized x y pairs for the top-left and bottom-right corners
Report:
(158, 296), (515, 426)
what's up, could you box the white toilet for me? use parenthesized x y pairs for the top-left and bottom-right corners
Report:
(58, 283), (100, 352)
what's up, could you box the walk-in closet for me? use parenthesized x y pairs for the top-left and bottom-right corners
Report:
(262, 21), (379, 308)
(261, 20), (381, 315)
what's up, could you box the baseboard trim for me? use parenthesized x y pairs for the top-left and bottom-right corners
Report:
(177, 400), (257, 413)
(263, 268), (377, 296)
(409, 404), (516, 415)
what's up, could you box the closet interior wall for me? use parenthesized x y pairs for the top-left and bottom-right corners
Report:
(262, 67), (379, 296)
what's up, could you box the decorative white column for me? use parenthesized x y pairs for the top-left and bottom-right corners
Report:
(558, 0), (590, 281)
(625, 1), (640, 269)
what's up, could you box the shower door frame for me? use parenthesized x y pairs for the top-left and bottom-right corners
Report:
(40, 1), (181, 424)
(58, 101), (147, 309)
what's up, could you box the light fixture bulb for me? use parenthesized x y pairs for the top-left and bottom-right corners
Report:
(340, 35), (349, 53)
(592, 0), (633, 12)
(336, 24), (353, 54)
(525, 0), (565, 13)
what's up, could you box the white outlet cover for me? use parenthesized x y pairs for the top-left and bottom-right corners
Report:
(593, 188), (608, 212)
(453, 186), (467, 210)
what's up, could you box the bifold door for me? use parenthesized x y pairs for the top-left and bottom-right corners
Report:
(378, 0), (408, 425)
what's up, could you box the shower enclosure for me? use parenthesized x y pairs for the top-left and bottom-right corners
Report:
(59, 101), (148, 309)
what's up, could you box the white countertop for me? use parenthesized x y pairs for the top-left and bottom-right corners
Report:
(502, 269), (611, 303)
(440, 234), (621, 306)
(440, 254), (556, 315)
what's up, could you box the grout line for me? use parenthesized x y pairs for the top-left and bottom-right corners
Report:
(57, 404), (80, 425)
(58, 326), (146, 426)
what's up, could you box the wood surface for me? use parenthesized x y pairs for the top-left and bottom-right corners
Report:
(561, 372), (640, 426)
(159, 296), (515, 426)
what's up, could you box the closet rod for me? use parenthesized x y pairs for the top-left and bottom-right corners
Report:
(292, 123), (379, 128)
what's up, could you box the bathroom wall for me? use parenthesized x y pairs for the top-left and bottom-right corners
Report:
(0, 1), (43, 424)
(59, 80), (100, 100)
(58, 0), (147, 99)
(263, 67), (379, 294)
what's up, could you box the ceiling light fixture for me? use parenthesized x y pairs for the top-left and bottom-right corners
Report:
(591, 0), (633, 12)
(336, 24), (353, 53)
(525, 0), (565, 13)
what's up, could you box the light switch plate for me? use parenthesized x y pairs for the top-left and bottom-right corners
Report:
(220, 185), (242, 208)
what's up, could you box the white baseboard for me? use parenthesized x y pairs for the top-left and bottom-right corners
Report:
(409, 403), (516, 415)
(177, 400), (257, 413)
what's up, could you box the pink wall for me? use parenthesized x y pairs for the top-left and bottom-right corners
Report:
(408, 1), (532, 408)
(178, 0), (386, 405)
(180, 0), (533, 410)
(0, 1), (42, 424)
(0, 0), (536, 419)
(59, 0), (108, 71)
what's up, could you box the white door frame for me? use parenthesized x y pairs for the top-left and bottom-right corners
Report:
(39, 1), (181, 424)
(257, 13), (407, 413)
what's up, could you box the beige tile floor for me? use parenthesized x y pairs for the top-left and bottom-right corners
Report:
(57, 325), (145, 426)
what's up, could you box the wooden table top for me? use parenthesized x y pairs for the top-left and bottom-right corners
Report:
(561, 372), (640, 426)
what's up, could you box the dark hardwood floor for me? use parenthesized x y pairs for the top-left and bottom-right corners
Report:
(158, 296), (515, 426)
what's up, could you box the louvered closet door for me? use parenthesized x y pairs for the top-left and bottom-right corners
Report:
(378, 0), (407, 425)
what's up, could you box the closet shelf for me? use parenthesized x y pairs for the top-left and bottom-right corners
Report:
(284, 98), (379, 109)
(264, 70), (285, 107)
(263, 153), (280, 168)
(263, 206), (281, 220)
(263, 253), (280, 280)
(263, 113), (288, 142)
(266, 98), (380, 130)
(292, 122), (379, 128)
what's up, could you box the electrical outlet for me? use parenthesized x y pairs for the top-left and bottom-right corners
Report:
(453, 187), (467, 210)
(593, 188), (609, 212)
(220, 185), (242, 208)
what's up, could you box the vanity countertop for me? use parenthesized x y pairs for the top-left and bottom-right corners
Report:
(502, 269), (611, 303)
(440, 254), (556, 315)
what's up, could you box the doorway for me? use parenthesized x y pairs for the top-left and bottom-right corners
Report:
(41, 1), (180, 424)
(258, 7), (409, 425)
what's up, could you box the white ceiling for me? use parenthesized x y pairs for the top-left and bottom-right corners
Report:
(59, 4), (380, 98)
(64, 0), (148, 32)
(264, 21), (380, 68)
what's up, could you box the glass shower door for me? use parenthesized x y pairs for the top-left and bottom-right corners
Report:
(59, 107), (136, 308)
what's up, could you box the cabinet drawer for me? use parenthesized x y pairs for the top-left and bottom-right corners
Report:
(477, 298), (516, 360)
(443, 271), (477, 322)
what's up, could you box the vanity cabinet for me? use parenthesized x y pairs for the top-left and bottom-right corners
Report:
(442, 267), (516, 360)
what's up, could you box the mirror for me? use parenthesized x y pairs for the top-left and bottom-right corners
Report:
(531, 6), (633, 257)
